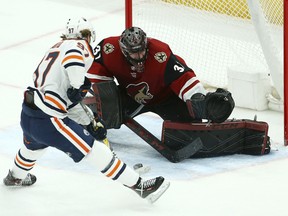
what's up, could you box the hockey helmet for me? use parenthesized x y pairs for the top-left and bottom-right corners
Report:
(65, 17), (96, 43)
(119, 27), (148, 71)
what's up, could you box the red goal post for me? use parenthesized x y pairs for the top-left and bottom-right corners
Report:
(125, 0), (287, 145)
(285, 0), (288, 145)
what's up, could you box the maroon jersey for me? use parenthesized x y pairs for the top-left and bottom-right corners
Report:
(87, 37), (205, 105)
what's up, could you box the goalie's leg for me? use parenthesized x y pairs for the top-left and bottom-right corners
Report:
(84, 140), (169, 203)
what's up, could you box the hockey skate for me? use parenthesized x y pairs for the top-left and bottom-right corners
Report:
(131, 176), (170, 204)
(3, 170), (36, 186)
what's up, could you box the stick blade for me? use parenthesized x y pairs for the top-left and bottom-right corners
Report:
(171, 137), (203, 162)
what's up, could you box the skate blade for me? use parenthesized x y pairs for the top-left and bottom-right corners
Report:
(134, 166), (151, 175)
(146, 180), (170, 204)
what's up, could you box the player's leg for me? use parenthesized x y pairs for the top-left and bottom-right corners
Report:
(33, 116), (169, 203)
(3, 143), (47, 186)
(3, 106), (48, 186)
(84, 140), (170, 203)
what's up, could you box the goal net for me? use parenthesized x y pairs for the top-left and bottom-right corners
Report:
(128, 0), (283, 111)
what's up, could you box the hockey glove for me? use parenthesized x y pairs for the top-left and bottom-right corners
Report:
(187, 88), (234, 123)
(67, 77), (91, 103)
(205, 88), (234, 123)
(87, 116), (107, 141)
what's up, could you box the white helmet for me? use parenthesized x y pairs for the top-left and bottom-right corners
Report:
(65, 17), (96, 43)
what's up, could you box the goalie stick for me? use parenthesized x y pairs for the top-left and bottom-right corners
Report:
(124, 117), (203, 163)
(85, 88), (202, 163)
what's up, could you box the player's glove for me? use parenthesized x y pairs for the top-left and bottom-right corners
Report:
(187, 88), (234, 123)
(86, 116), (107, 141)
(205, 88), (235, 123)
(67, 77), (91, 103)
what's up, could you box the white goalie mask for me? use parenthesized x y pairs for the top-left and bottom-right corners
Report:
(65, 17), (96, 43)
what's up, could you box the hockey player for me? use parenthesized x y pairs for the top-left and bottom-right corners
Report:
(85, 27), (270, 162)
(87, 26), (234, 129)
(3, 18), (169, 203)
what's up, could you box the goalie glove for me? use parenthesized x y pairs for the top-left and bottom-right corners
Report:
(186, 88), (235, 123)
(205, 88), (235, 123)
(87, 116), (107, 141)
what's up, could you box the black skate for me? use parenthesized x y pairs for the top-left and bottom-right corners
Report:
(3, 170), (36, 186)
(131, 176), (170, 203)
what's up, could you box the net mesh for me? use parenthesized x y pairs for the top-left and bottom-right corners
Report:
(132, 0), (283, 90)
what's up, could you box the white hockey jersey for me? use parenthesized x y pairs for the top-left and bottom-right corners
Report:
(30, 39), (94, 125)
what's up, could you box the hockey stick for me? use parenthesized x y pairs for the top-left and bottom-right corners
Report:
(124, 117), (203, 163)
(79, 101), (111, 148)
(86, 88), (202, 162)
(81, 100), (152, 174)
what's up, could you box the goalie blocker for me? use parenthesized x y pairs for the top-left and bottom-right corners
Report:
(83, 81), (270, 161)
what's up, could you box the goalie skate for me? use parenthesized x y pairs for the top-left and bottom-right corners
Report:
(3, 170), (36, 186)
(131, 176), (170, 204)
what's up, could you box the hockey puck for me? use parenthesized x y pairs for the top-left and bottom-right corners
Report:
(133, 163), (143, 170)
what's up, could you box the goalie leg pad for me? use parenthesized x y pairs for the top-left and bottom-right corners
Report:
(162, 119), (270, 157)
(83, 81), (123, 129)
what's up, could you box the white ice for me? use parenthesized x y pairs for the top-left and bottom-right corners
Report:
(0, 0), (287, 216)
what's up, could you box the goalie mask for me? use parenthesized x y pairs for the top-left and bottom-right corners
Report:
(65, 17), (96, 44)
(119, 27), (148, 72)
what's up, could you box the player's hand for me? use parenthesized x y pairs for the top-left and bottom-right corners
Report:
(67, 77), (91, 103)
(87, 117), (107, 141)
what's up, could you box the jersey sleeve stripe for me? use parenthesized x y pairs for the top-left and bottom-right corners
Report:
(182, 82), (207, 101)
(178, 77), (200, 100)
(61, 55), (84, 65)
(45, 95), (67, 112)
(63, 62), (85, 69)
(30, 87), (68, 117)
(65, 49), (82, 55)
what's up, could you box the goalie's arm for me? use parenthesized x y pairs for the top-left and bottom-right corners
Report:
(186, 88), (235, 123)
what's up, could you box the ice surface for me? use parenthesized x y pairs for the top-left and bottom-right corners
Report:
(0, 1), (287, 216)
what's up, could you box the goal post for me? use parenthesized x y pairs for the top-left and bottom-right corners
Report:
(125, 0), (132, 28)
(125, 0), (286, 144)
(285, 0), (288, 145)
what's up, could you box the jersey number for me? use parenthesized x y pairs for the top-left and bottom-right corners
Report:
(34, 52), (59, 87)
(173, 64), (184, 73)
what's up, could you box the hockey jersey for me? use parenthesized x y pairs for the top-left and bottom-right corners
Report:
(30, 39), (94, 124)
(87, 37), (206, 105)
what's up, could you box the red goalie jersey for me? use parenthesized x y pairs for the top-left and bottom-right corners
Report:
(87, 36), (205, 105)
